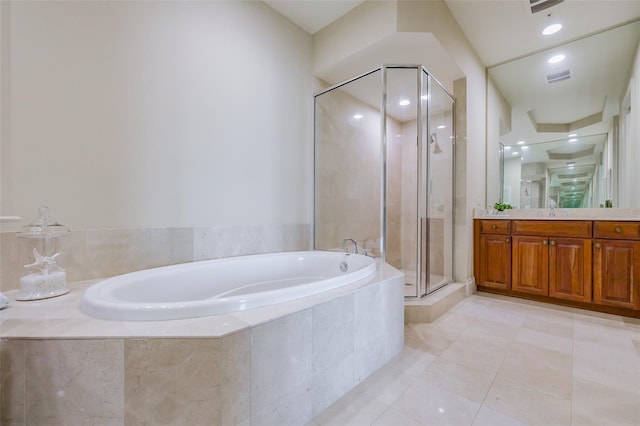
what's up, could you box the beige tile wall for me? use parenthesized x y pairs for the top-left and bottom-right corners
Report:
(314, 84), (384, 255)
(0, 224), (310, 292)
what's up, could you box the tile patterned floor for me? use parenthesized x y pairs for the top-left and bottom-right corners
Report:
(309, 293), (640, 426)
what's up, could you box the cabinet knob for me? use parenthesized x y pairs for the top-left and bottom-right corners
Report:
(595, 242), (601, 249)
(506, 238), (510, 243)
(550, 240), (556, 246)
(543, 240), (548, 245)
(491, 224), (497, 230)
(615, 226), (622, 233)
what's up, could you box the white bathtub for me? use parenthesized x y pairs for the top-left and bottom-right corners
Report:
(81, 251), (376, 321)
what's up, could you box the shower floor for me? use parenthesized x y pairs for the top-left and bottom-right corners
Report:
(402, 269), (448, 297)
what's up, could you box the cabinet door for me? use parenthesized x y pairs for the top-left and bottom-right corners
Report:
(548, 238), (592, 303)
(593, 239), (640, 310)
(512, 236), (549, 295)
(479, 234), (511, 289)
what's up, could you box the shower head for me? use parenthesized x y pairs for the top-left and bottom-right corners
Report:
(430, 132), (442, 154)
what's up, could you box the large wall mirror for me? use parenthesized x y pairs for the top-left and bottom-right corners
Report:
(487, 19), (640, 209)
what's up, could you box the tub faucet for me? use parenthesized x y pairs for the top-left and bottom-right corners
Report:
(342, 238), (359, 254)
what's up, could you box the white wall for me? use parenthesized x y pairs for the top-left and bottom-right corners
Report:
(313, 0), (397, 76)
(0, 1), (312, 230)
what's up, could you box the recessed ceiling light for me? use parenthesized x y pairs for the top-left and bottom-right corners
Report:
(353, 114), (363, 119)
(542, 23), (562, 35)
(569, 138), (577, 142)
(437, 125), (446, 129)
(521, 146), (529, 150)
(548, 54), (565, 64)
(517, 141), (525, 145)
(568, 133), (577, 137)
(399, 99), (410, 106)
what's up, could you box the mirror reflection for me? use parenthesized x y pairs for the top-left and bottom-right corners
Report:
(501, 134), (606, 208)
(487, 20), (640, 208)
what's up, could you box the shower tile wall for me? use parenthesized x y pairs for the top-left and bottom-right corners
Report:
(314, 83), (391, 255)
(0, 224), (310, 292)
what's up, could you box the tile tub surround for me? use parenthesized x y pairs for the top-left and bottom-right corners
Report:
(0, 223), (311, 293)
(0, 262), (404, 425)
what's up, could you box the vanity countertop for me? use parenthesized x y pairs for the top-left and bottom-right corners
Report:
(474, 208), (640, 221)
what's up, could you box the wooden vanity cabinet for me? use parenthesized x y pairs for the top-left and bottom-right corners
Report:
(593, 222), (640, 310)
(548, 237), (592, 303)
(474, 218), (640, 317)
(511, 235), (548, 295)
(474, 220), (511, 290)
(511, 221), (592, 302)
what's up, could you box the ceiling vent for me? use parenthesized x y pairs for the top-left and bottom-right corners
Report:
(528, 0), (564, 14)
(547, 69), (571, 84)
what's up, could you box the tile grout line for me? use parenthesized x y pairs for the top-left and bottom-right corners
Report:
(468, 300), (524, 425)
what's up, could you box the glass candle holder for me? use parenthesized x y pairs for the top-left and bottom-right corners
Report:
(15, 206), (70, 301)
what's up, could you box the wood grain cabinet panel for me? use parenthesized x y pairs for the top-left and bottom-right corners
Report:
(594, 222), (640, 240)
(512, 220), (592, 238)
(593, 239), (640, 310)
(512, 236), (549, 296)
(479, 220), (511, 235)
(548, 238), (592, 303)
(478, 234), (511, 289)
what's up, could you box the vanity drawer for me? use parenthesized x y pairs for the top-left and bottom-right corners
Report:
(594, 221), (640, 240)
(511, 220), (592, 238)
(479, 220), (510, 235)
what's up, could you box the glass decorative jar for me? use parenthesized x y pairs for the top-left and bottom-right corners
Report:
(15, 206), (70, 301)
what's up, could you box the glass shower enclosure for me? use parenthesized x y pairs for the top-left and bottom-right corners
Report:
(314, 65), (455, 298)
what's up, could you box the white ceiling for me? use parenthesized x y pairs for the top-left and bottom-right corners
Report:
(444, 0), (640, 67)
(263, 0), (365, 34)
(263, 0), (640, 66)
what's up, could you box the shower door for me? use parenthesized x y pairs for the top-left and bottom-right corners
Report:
(384, 67), (455, 298)
(313, 65), (455, 299)
(421, 70), (455, 296)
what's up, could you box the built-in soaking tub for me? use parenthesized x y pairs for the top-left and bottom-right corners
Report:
(81, 251), (376, 321)
(2, 251), (403, 425)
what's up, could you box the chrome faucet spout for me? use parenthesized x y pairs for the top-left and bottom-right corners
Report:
(341, 238), (359, 254)
(548, 198), (557, 217)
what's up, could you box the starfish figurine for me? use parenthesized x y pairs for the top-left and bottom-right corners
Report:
(24, 248), (63, 276)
